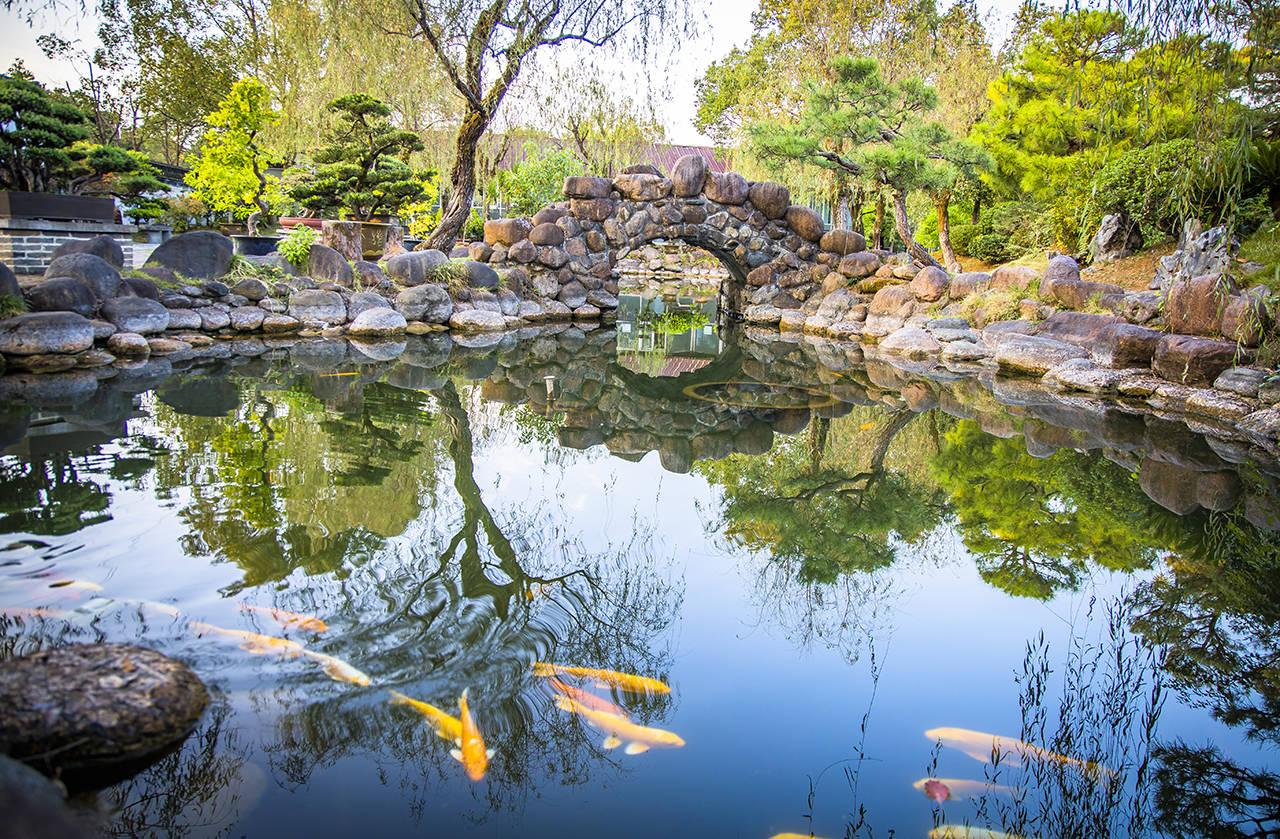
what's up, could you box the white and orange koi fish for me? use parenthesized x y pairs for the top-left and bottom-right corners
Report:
(913, 777), (1017, 800)
(187, 620), (307, 657)
(240, 603), (328, 633)
(301, 650), (370, 686)
(547, 677), (630, 720)
(554, 695), (685, 754)
(925, 727), (1115, 779)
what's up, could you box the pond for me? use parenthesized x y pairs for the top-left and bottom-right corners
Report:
(1, 305), (1278, 839)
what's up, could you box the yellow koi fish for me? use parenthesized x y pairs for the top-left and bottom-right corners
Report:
(925, 727), (1115, 778)
(48, 580), (103, 592)
(188, 620), (306, 657)
(928, 826), (1035, 839)
(388, 690), (462, 743)
(914, 777), (1016, 800)
(770, 834), (834, 839)
(554, 695), (685, 754)
(240, 603), (328, 633)
(533, 662), (670, 695)
(548, 677), (630, 720)
(302, 650), (370, 686)
(454, 689), (489, 781)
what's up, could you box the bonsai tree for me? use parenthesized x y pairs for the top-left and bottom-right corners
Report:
(185, 77), (280, 234)
(65, 143), (168, 220)
(0, 64), (92, 192)
(287, 94), (425, 221)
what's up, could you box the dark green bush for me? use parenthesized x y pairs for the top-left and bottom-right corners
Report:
(967, 231), (1012, 263)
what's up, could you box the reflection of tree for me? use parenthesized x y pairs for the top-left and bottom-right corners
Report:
(1152, 743), (1280, 839)
(97, 702), (259, 839)
(930, 421), (1170, 599)
(1131, 507), (1280, 744)
(699, 410), (945, 582)
(0, 453), (112, 535)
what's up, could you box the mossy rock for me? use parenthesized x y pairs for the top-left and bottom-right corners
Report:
(0, 643), (208, 775)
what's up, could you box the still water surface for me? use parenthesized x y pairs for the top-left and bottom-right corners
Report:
(1, 305), (1278, 838)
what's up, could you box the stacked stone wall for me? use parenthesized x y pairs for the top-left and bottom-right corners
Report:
(0, 220), (136, 276)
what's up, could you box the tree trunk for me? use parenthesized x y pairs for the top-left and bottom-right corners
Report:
(891, 189), (941, 268)
(851, 187), (864, 235)
(428, 110), (485, 250)
(936, 194), (961, 273)
(971, 194), (981, 225)
(873, 193), (885, 250)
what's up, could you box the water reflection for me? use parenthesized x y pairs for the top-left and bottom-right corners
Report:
(0, 321), (1277, 837)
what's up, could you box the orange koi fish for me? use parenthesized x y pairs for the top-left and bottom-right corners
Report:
(388, 690), (462, 743)
(240, 603), (328, 633)
(554, 695), (685, 754)
(547, 677), (630, 720)
(925, 727), (1115, 778)
(48, 580), (104, 592)
(187, 620), (306, 657)
(532, 662), (670, 695)
(301, 650), (370, 686)
(914, 777), (1016, 800)
(454, 689), (489, 781)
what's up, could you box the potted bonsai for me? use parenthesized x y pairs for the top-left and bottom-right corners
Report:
(185, 77), (283, 255)
(284, 94), (428, 258)
(0, 70), (168, 222)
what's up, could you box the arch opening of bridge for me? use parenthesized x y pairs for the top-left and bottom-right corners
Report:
(478, 154), (874, 322)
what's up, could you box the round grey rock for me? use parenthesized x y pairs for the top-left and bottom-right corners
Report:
(449, 309), (506, 332)
(346, 291), (392, 321)
(107, 331), (151, 357)
(231, 277), (270, 301)
(145, 231), (234, 280)
(44, 253), (121, 300)
(50, 234), (125, 269)
(394, 284), (453, 323)
(230, 306), (266, 331)
(386, 250), (449, 286)
(288, 289), (346, 324)
(464, 260), (500, 290)
(348, 307), (408, 338)
(0, 643), (207, 773)
(25, 277), (99, 317)
(0, 312), (94, 355)
(100, 297), (170, 334)
(307, 244), (354, 286)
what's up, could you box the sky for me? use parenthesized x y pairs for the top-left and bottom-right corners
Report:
(0, 0), (1027, 147)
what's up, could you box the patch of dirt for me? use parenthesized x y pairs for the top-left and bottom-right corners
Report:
(1079, 241), (1177, 291)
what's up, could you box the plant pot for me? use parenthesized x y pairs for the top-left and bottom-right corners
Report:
(217, 222), (245, 236)
(278, 217), (325, 232)
(231, 234), (281, 256)
(358, 222), (395, 259)
(0, 191), (115, 222)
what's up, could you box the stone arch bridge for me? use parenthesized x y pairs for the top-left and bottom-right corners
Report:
(476, 155), (878, 317)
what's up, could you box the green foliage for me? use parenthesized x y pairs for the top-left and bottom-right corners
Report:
(496, 142), (585, 216)
(277, 224), (318, 269)
(966, 231), (1011, 263)
(285, 94), (426, 221)
(650, 310), (709, 335)
(158, 193), (211, 233)
(462, 209), (486, 241)
(223, 255), (287, 285)
(0, 294), (29, 319)
(185, 78), (280, 223)
(930, 420), (1169, 599)
(0, 69), (92, 192)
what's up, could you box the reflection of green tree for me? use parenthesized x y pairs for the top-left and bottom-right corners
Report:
(930, 421), (1169, 599)
(1131, 506), (1280, 744)
(0, 453), (112, 536)
(699, 411), (945, 582)
(1152, 743), (1280, 839)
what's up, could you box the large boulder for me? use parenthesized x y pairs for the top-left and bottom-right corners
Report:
(1090, 212), (1143, 262)
(122, 275), (160, 300)
(1166, 272), (1236, 337)
(50, 234), (124, 269)
(880, 326), (942, 357)
(670, 154), (709, 197)
(613, 173), (672, 202)
(483, 218), (534, 246)
(747, 181), (790, 218)
(346, 291), (392, 321)
(990, 264), (1040, 290)
(354, 260), (386, 288)
(100, 297), (170, 334)
(145, 231), (234, 280)
(1040, 254), (1080, 293)
(386, 250), (449, 286)
(785, 205), (825, 242)
(287, 289), (347, 324)
(1032, 311), (1123, 348)
(1152, 334), (1240, 386)
(529, 223), (565, 246)
(910, 266), (950, 302)
(819, 229), (865, 255)
(1049, 278), (1126, 310)
(348, 307), (407, 338)
(307, 244), (354, 286)
(449, 309), (506, 332)
(463, 260), (500, 290)
(1092, 323), (1163, 368)
(0, 312), (94, 355)
(995, 334), (1089, 375)
(1154, 221), (1238, 291)
(394, 283), (453, 323)
(949, 271), (990, 299)
(563, 176), (611, 199)
(704, 171), (749, 205)
(44, 253), (121, 300)
(0, 261), (19, 300)
(25, 277), (98, 317)
(0, 643), (207, 773)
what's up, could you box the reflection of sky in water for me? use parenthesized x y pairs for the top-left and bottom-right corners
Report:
(0, 337), (1275, 838)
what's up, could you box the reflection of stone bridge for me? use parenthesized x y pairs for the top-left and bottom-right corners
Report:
(477, 156), (870, 316)
(3, 324), (1277, 529)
